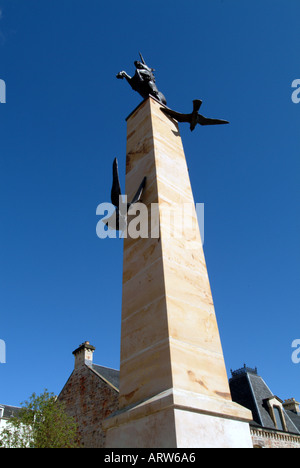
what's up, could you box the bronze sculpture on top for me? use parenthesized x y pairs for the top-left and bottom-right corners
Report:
(116, 54), (229, 131)
(116, 52), (167, 105)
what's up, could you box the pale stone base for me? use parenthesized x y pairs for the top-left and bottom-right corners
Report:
(104, 389), (253, 448)
(174, 410), (253, 448)
(106, 406), (177, 448)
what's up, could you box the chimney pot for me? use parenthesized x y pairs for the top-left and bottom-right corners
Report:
(72, 341), (95, 369)
(283, 398), (300, 414)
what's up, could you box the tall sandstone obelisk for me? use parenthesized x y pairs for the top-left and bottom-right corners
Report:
(104, 96), (253, 448)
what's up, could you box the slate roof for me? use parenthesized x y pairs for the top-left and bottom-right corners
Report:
(90, 364), (120, 391)
(229, 366), (300, 435)
(0, 405), (22, 419)
(286, 409), (300, 432)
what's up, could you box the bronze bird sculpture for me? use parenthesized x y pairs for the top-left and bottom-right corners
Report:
(104, 158), (146, 231)
(161, 99), (229, 131)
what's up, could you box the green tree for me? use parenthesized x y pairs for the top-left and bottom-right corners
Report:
(0, 390), (79, 448)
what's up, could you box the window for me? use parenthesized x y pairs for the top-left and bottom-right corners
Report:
(0, 407), (4, 419)
(273, 406), (284, 431)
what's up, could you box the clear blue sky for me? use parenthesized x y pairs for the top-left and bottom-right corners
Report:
(0, 0), (299, 407)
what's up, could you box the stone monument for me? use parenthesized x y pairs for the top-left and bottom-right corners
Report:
(103, 56), (253, 448)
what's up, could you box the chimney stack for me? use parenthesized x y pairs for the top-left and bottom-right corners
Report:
(72, 341), (95, 369)
(283, 398), (300, 414)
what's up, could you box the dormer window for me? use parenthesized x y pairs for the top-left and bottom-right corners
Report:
(264, 396), (288, 432)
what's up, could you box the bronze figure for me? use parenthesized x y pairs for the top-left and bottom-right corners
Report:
(161, 99), (229, 131)
(116, 52), (167, 105)
(104, 158), (146, 231)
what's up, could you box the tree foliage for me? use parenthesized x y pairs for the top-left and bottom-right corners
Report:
(0, 390), (78, 448)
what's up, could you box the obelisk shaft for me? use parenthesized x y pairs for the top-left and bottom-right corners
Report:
(104, 97), (253, 448)
(120, 97), (230, 407)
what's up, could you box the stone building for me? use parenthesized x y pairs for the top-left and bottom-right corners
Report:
(0, 405), (21, 433)
(59, 343), (300, 448)
(57, 342), (119, 448)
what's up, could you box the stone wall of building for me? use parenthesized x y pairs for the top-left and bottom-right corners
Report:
(58, 365), (119, 448)
(251, 427), (300, 448)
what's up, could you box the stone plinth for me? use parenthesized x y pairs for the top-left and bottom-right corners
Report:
(104, 97), (253, 448)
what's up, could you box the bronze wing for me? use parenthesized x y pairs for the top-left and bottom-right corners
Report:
(129, 177), (147, 206)
(161, 107), (192, 123)
(111, 158), (122, 208)
(197, 115), (229, 126)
